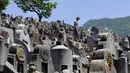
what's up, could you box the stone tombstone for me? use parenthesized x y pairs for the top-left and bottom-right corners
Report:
(51, 37), (58, 47)
(72, 55), (80, 73)
(9, 44), (27, 73)
(42, 35), (51, 49)
(115, 54), (128, 73)
(0, 36), (8, 72)
(15, 24), (33, 52)
(33, 27), (39, 43)
(58, 26), (66, 43)
(99, 32), (119, 59)
(51, 45), (72, 73)
(28, 24), (35, 38)
(31, 45), (54, 73)
(89, 49), (115, 73)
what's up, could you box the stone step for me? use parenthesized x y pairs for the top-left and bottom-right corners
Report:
(70, 40), (88, 49)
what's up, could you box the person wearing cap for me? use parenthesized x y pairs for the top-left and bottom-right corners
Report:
(74, 17), (80, 41)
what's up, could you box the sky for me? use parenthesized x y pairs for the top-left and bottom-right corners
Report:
(4, 0), (130, 26)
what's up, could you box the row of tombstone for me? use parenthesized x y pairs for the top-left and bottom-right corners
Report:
(1, 13), (130, 73)
(0, 27), (90, 73)
(0, 13), (91, 73)
(0, 13), (106, 73)
(0, 13), (89, 45)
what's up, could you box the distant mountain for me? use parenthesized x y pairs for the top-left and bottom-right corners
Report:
(82, 16), (130, 36)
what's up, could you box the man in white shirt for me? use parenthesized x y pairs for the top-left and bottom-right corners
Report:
(74, 17), (80, 41)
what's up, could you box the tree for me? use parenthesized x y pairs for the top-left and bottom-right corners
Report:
(0, 0), (9, 12)
(13, 0), (57, 22)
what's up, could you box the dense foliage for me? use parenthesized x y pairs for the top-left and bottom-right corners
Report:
(0, 0), (9, 12)
(13, 0), (57, 21)
(82, 16), (130, 36)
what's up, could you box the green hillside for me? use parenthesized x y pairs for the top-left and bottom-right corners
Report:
(82, 16), (130, 36)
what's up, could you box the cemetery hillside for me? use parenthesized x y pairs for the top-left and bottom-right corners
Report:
(1, 0), (130, 73)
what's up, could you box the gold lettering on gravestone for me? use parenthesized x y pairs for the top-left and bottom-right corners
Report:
(107, 53), (112, 71)
(34, 32), (38, 42)
(17, 46), (26, 61)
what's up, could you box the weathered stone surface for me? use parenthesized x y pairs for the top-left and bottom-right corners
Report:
(2, 13), (130, 73)
(90, 60), (105, 71)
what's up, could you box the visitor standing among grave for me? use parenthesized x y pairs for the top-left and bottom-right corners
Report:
(74, 17), (80, 41)
(91, 26), (100, 44)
